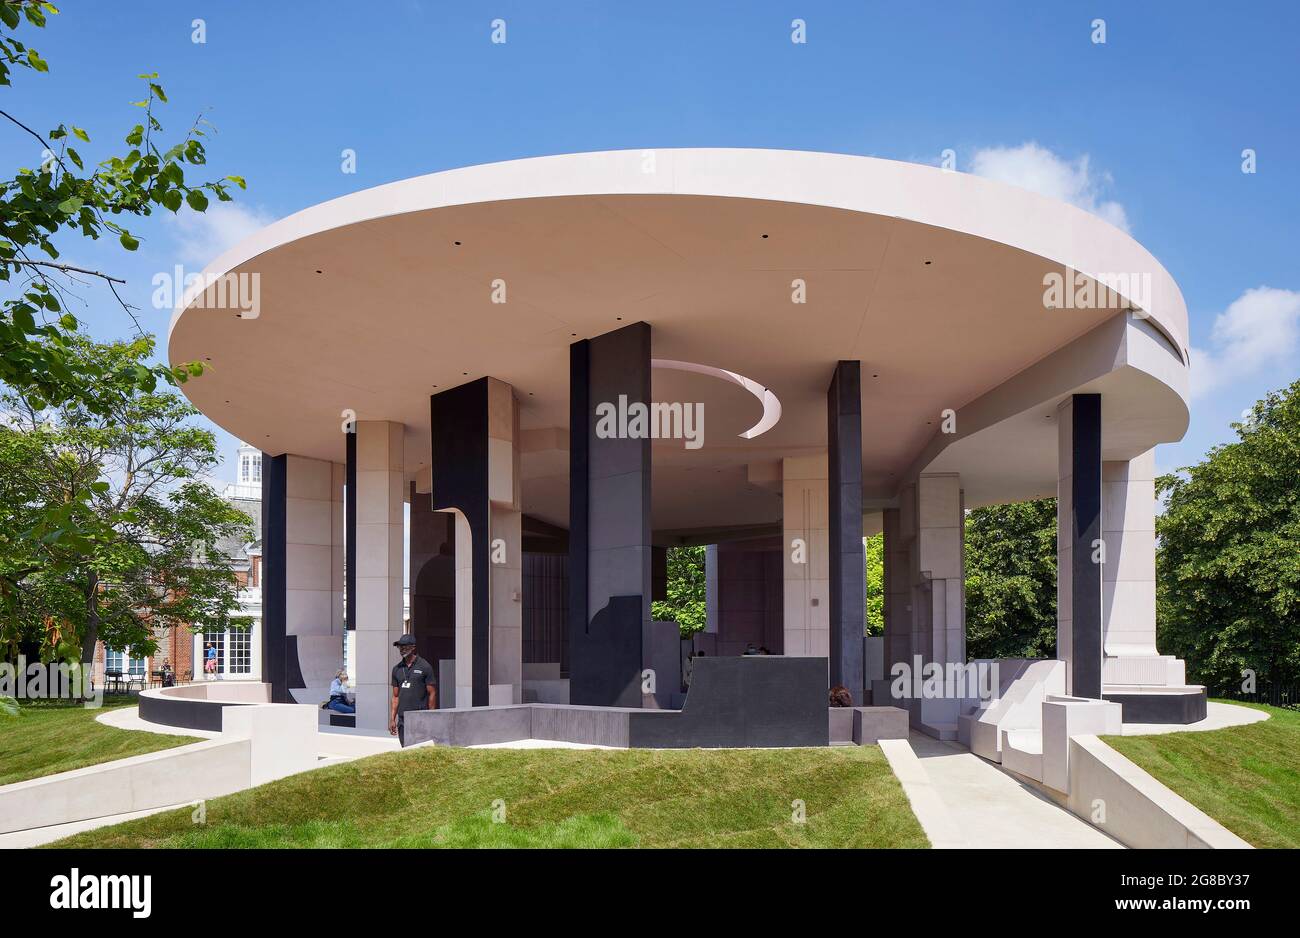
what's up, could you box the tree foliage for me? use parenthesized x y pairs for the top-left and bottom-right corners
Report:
(964, 497), (1058, 660)
(1, 336), (253, 670)
(653, 545), (707, 637)
(1157, 380), (1300, 693)
(865, 533), (883, 636)
(0, 1), (246, 610)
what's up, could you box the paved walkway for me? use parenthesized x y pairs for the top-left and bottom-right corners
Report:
(881, 733), (1122, 849)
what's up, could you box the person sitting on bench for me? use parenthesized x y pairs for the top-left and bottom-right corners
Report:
(326, 670), (355, 714)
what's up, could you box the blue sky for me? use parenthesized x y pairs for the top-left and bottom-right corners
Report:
(8, 0), (1299, 485)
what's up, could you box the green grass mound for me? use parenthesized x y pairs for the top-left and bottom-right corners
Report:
(1104, 701), (1300, 848)
(0, 698), (198, 786)
(51, 744), (929, 849)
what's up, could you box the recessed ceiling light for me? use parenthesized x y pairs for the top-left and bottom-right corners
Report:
(924, 260), (932, 266)
(761, 234), (769, 239)
(453, 241), (461, 246)
(872, 373), (879, 378)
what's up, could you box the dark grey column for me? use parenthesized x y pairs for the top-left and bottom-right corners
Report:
(430, 379), (491, 706)
(827, 361), (865, 705)
(1070, 393), (1103, 698)
(261, 453), (288, 702)
(569, 322), (652, 707)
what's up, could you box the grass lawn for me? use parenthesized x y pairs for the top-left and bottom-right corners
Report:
(50, 744), (929, 848)
(1103, 701), (1300, 849)
(0, 698), (200, 787)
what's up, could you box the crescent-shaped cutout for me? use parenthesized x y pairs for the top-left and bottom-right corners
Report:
(651, 359), (782, 440)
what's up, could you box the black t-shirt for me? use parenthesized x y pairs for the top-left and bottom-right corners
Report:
(392, 655), (436, 717)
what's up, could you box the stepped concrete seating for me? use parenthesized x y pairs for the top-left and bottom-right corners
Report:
(959, 659), (1066, 763)
(829, 706), (910, 745)
(1041, 695), (1122, 792)
(318, 707), (355, 728)
(407, 655), (829, 749)
(1101, 653), (1207, 724)
(1000, 726), (1044, 781)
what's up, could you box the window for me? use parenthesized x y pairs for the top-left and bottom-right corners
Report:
(202, 629), (225, 673)
(201, 627), (255, 676)
(227, 628), (252, 675)
(105, 648), (147, 676)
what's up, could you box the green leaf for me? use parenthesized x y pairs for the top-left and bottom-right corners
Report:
(72, 126), (90, 142)
(56, 196), (83, 214)
(119, 232), (140, 251)
(161, 189), (183, 212)
(185, 189), (209, 212)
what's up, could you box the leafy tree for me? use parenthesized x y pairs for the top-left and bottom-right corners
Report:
(0, 1), (245, 610)
(1157, 380), (1300, 693)
(653, 545), (707, 638)
(964, 498), (1058, 660)
(1, 336), (253, 677)
(865, 533), (883, 635)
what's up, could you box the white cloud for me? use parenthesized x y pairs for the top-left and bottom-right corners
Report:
(1190, 287), (1300, 400)
(968, 142), (1130, 233)
(164, 202), (276, 268)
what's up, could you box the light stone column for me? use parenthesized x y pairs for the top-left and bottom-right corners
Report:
(1102, 449), (1157, 657)
(881, 507), (911, 673)
(285, 455), (334, 642)
(915, 473), (964, 667)
(1100, 448), (1183, 685)
(452, 510), (474, 707)
(447, 378), (522, 707)
(330, 462), (346, 636)
(283, 455), (345, 703)
(1057, 401), (1075, 686)
(353, 421), (405, 730)
(488, 378), (522, 704)
(782, 454), (829, 659)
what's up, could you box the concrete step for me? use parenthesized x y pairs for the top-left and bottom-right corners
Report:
(920, 721), (959, 741)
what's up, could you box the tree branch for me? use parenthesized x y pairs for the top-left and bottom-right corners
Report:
(6, 259), (126, 284)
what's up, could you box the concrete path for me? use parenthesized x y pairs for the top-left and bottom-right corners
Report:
(883, 732), (1122, 849)
(96, 705), (220, 738)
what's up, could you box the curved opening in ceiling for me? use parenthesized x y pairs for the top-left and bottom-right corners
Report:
(651, 359), (782, 439)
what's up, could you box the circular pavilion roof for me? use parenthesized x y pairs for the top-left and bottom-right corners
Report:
(169, 148), (1189, 534)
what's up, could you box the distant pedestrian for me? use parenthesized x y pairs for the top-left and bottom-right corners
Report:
(204, 643), (218, 680)
(161, 659), (175, 688)
(389, 634), (436, 747)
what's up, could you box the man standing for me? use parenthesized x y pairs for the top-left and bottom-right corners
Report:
(389, 634), (436, 747)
